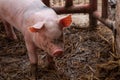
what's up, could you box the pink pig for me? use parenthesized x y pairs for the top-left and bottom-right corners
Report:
(0, 0), (72, 80)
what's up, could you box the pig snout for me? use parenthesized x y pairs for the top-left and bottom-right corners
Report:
(44, 40), (63, 57)
(50, 44), (63, 57)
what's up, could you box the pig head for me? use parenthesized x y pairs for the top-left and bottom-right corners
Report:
(28, 15), (72, 57)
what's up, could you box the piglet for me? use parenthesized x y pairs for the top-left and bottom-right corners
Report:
(0, 0), (72, 80)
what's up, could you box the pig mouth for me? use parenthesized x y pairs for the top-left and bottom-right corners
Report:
(39, 39), (64, 57)
(47, 40), (63, 57)
(52, 48), (63, 57)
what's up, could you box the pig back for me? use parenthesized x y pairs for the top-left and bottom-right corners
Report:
(0, 0), (47, 32)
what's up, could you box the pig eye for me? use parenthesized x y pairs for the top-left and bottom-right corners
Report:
(52, 38), (63, 44)
(51, 39), (57, 44)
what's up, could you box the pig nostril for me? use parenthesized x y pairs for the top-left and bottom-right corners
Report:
(53, 50), (63, 57)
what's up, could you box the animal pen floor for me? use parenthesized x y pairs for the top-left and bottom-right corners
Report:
(0, 14), (120, 80)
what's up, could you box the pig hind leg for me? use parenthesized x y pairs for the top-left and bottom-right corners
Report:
(3, 21), (17, 40)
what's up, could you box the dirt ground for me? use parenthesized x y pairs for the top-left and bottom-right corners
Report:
(0, 0), (120, 80)
(0, 13), (120, 80)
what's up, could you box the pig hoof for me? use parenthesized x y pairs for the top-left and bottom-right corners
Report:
(31, 77), (37, 80)
(12, 35), (18, 40)
(30, 64), (38, 80)
(47, 62), (57, 70)
(10, 35), (18, 40)
(5, 37), (15, 42)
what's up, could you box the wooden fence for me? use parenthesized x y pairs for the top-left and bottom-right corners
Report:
(42, 0), (113, 29)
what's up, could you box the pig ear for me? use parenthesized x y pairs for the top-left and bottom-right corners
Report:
(59, 15), (72, 28)
(29, 22), (45, 32)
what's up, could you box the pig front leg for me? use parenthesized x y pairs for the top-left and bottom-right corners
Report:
(46, 54), (56, 70)
(30, 63), (38, 80)
(24, 37), (38, 80)
(3, 21), (17, 40)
